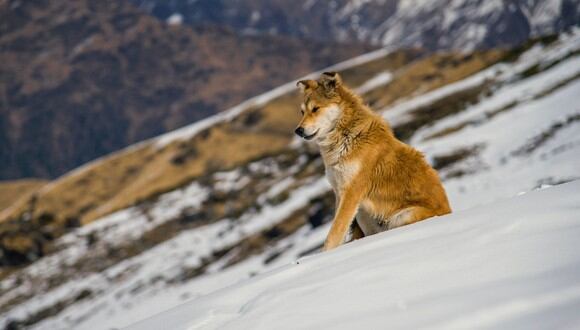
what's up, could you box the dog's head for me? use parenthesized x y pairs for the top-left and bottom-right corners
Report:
(294, 72), (343, 141)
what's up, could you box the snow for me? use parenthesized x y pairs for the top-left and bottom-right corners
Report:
(361, 0), (569, 50)
(338, 0), (378, 19)
(213, 169), (251, 192)
(355, 71), (393, 94)
(238, 177), (328, 234)
(382, 65), (496, 126)
(383, 29), (580, 127)
(379, 31), (580, 129)
(407, 35), (580, 210)
(526, 0), (564, 35)
(127, 180), (580, 330)
(0, 154), (329, 330)
(167, 13), (183, 25)
(0, 181), (209, 325)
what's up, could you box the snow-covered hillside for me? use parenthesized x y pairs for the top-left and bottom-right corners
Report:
(1, 31), (579, 330)
(134, 0), (580, 51)
(128, 180), (580, 330)
(386, 30), (580, 209)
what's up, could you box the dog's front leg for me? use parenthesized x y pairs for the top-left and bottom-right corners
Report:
(323, 186), (363, 251)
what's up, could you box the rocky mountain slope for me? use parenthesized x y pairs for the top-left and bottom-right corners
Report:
(133, 0), (580, 50)
(0, 30), (578, 329)
(0, 0), (369, 180)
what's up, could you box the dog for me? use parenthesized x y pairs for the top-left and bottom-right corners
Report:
(295, 72), (451, 251)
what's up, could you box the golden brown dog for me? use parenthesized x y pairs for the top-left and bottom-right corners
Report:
(295, 72), (451, 251)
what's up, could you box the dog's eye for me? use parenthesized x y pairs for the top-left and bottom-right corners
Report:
(312, 107), (320, 113)
(300, 110), (304, 115)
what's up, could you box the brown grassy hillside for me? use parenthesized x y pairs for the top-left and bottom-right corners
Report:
(0, 179), (47, 213)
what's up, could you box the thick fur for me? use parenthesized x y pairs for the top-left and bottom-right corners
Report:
(296, 72), (451, 251)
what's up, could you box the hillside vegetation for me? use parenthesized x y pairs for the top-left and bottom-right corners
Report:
(0, 180), (47, 212)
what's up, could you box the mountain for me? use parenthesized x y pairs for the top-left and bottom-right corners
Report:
(132, 0), (580, 50)
(0, 29), (578, 329)
(0, 0), (370, 180)
(128, 180), (580, 330)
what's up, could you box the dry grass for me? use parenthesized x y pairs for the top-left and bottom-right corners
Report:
(0, 179), (47, 214)
(393, 82), (491, 141)
(431, 147), (481, 171)
(365, 50), (504, 111)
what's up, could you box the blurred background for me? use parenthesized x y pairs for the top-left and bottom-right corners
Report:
(0, 0), (579, 329)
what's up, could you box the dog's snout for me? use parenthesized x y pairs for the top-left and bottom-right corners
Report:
(295, 127), (305, 137)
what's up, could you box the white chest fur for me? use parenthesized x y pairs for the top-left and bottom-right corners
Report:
(325, 160), (360, 194)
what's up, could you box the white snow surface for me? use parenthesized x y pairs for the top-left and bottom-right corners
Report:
(401, 31), (580, 210)
(128, 180), (580, 330)
(166, 13), (183, 25)
(0, 181), (209, 326)
(356, 71), (393, 94)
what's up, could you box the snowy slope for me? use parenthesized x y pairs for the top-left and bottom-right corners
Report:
(128, 180), (580, 330)
(1, 31), (580, 330)
(387, 30), (580, 209)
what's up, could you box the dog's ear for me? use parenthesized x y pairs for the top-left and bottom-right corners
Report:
(319, 72), (342, 94)
(297, 80), (317, 93)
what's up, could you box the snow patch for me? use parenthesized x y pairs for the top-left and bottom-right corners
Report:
(167, 13), (183, 25)
(356, 71), (393, 94)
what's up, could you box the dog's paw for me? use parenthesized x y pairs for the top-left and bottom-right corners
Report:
(322, 240), (338, 252)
